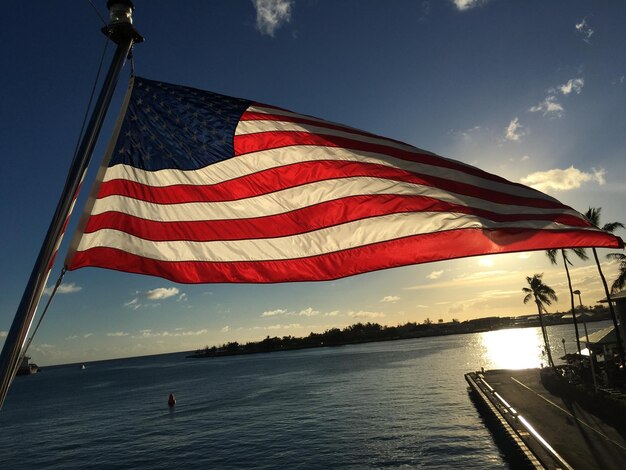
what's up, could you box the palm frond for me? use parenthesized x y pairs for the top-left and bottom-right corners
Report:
(611, 275), (626, 294)
(584, 207), (600, 227)
(571, 247), (588, 261)
(602, 222), (625, 233)
(545, 249), (559, 265)
(611, 255), (626, 293)
(523, 273), (557, 307)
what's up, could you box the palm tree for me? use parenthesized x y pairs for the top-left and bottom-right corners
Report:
(523, 274), (557, 368)
(546, 248), (587, 354)
(607, 253), (626, 293)
(584, 207), (625, 363)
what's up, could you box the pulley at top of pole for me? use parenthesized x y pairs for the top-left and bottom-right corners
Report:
(104, 1), (144, 45)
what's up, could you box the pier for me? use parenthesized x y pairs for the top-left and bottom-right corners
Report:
(466, 369), (626, 469)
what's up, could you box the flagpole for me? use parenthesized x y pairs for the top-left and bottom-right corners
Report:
(0, 0), (142, 410)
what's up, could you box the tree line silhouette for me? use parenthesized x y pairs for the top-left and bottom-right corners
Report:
(188, 309), (610, 359)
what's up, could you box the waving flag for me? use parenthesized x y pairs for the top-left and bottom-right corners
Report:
(65, 77), (623, 283)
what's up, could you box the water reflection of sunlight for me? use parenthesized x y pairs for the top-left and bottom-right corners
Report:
(479, 328), (544, 370)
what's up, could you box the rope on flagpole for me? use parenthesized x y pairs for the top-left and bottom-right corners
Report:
(86, 0), (108, 27)
(13, 268), (67, 378)
(130, 49), (135, 77)
(72, 36), (111, 163)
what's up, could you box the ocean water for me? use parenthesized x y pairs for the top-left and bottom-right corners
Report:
(0, 321), (611, 469)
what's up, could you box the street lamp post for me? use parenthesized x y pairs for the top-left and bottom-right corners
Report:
(573, 290), (591, 342)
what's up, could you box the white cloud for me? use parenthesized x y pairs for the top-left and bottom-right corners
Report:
(592, 168), (606, 185)
(267, 323), (301, 330)
(521, 155), (530, 161)
(427, 270), (444, 280)
(0, 331), (7, 338)
(380, 295), (400, 303)
(575, 19), (594, 43)
(106, 332), (129, 337)
(520, 166), (606, 192)
(348, 310), (385, 319)
(529, 96), (564, 117)
(452, 0), (488, 11)
(262, 307), (336, 317)
(262, 308), (287, 317)
(147, 287), (179, 300)
(125, 287), (183, 310)
(84, 333), (94, 338)
(450, 125), (483, 141)
(133, 329), (208, 338)
(558, 78), (584, 96)
(253, 323), (303, 331)
(505, 117), (524, 141)
(478, 257), (495, 267)
(178, 329), (208, 336)
(44, 282), (82, 296)
(221, 326), (230, 333)
(294, 307), (320, 317)
(124, 298), (139, 308)
(252, 0), (293, 37)
(65, 335), (78, 340)
(448, 303), (466, 315)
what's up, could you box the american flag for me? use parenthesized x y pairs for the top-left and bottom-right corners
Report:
(65, 77), (623, 283)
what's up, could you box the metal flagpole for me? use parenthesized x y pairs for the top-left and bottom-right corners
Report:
(0, 1), (143, 410)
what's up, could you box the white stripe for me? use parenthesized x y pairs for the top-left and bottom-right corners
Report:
(102, 146), (559, 204)
(74, 211), (589, 262)
(90, 176), (582, 222)
(236, 118), (420, 154)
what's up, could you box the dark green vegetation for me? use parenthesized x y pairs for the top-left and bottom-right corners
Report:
(188, 307), (613, 359)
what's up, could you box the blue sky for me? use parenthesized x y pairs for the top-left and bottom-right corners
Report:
(1, 0), (625, 365)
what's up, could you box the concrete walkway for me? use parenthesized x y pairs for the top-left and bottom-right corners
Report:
(481, 368), (626, 469)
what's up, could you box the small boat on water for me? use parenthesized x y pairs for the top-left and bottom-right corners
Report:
(81, 364), (86, 370)
(16, 357), (38, 376)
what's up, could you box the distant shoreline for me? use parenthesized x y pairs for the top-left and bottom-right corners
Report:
(188, 310), (612, 359)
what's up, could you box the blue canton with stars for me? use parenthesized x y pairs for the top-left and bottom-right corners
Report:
(109, 77), (252, 171)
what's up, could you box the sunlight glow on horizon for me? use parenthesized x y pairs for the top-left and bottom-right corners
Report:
(479, 328), (545, 370)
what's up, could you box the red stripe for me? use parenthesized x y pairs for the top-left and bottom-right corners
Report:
(83, 193), (591, 242)
(98, 159), (567, 211)
(234, 131), (555, 197)
(68, 228), (623, 283)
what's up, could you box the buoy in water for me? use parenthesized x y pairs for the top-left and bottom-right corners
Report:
(168, 393), (176, 407)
